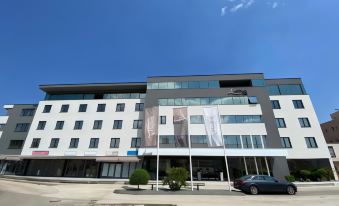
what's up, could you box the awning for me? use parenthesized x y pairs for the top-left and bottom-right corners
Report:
(5, 156), (21, 161)
(96, 156), (140, 162)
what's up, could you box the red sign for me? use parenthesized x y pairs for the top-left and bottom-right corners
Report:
(32, 151), (49, 155)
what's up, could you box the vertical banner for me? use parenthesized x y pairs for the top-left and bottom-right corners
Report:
(144, 106), (159, 147)
(173, 107), (188, 147)
(203, 107), (223, 147)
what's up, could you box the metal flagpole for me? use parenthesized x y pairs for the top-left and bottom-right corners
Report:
(186, 107), (194, 191)
(264, 157), (271, 176)
(254, 157), (259, 175)
(156, 134), (160, 191)
(243, 157), (248, 175)
(217, 105), (231, 192)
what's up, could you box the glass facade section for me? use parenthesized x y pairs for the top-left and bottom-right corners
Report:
(45, 93), (145, 100)
(220, 115), (262, 124)
(224, 135), (241, 148)
(147, 80), (220, 90)
(159, 96), (258, 106)
(267, 84), (306, 95)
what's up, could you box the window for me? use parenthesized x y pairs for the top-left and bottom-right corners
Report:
(135, 103), (144, 111)
(113, 120), (123, 129)
(43, 105), (52, 113)
(242, 135), (252, 148)
(60, 104), (69, 113)
(74, 121), (83, 130)
(131, 137), (141, 148)
(110, 138), (120, 148)
(158, 96), (258, 106)
(37, 121), (46, 130)
(69, 138), (79, 148)
(305, 137), (318, 148)
(328, 146), (336, 158)
(248, 97), (258, 104)
(78, 104), (87, 112)
(271, 100), (281, 109)
(31, 138), (40, 148)
(21, 108), (35, 116)
(275, 118), (286, 128)
(97, 104), (106, 112)
(0, 124), (5, 130)
(191, 135), (207, 144)
(299, 118), (311, 128)
(93, 120), (103, 130)
(224, 135), (241, 148)
(190, 115), (204, 124)
(160, 116), (166, 124)
(8, 140), (24, 149)
(293, 100), (304, 109)
(160, 135), (175, 144)
(116, 103), (125, 112)
(55, 121), (64, 130)
(89, 138), (99, 148)
(50, 138), (59, 148)
(133, 120), (143, 129)
(252, 135), (263, 148)
(281, 137), (292, 148)
(221, 115), (262, 124)
(14, 123), (30, 132)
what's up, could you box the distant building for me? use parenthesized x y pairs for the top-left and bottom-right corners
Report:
(321, 111), (339, 175)
(0, 73), (337, 180)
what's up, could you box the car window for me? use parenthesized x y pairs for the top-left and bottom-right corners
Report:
(239, 175), (253, 180)
(253, 176), (265, 180)
(264, 176), (276, 182)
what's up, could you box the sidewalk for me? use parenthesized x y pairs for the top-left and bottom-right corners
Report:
(1, 175), (338, 187)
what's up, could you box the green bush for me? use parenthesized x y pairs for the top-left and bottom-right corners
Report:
(163, 167), (188, 191)
(324, 168), (335, 181)
(299, 170), (311, 180)
(285, 175), (296, 182)
(129, 169), (150, 189)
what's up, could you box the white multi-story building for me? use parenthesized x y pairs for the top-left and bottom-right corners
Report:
(1, 74), (336, 180)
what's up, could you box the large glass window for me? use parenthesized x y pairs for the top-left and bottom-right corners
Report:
(69, 138), (79, 148)
(43, 105), (52, 113)
(133, 120), (143, 129)
(221, 115), (262, 124)
(97, 104), (106, 112)
(15, 123), (30, 132)
(267, 84), (306, 95)
(78, 104), (87, 112)
(131, 137), (141, 148)
(93, 120), (103, 130)
(299, 118), (311, 128)
(21, 108), (35, 116)
(252, 135), (263, 148)
(89, 138), (99, 148)
(305, 137), (318, 148)
(110, 138), (120, 148)
(224, 135), (241, 148)
(55, 121), (64, 130)
(275, 118), (286, 128)
(60, 104), (69, 113)
(158, 96), (258, 106)
(293, 100), (304, 109)
(191, 135), (207, 144)
(190, 115), (204, 124)
(113, 120), (123, 129)
(271, 100), (281, 109)
(251, 79), (265, 87)
(116, 103), (125, 112)
(74, 121), (83, 130)
(242, 135), (252, 148)
(50, 138), (59, 148)
(31, 138), (40, 148)
(37, 121), (46, 130)
(135, 103), (144, 111)
(281, 137), (292, 148)
(159, 135), (175, 144)
(8, 140), (24, 149)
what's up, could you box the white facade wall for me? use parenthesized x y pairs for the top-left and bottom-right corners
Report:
(0, 116), (8, 139)
(270, 95), (331, 159)
(21, 99), (144, 157)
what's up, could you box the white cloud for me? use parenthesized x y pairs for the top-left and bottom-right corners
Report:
(230, 3), (244, 12)
(244, 0), (255, 8)
(221, 6), (227, 16)
(272, 2), (278, 8)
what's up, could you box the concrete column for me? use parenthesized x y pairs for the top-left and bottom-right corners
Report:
(243, 157), (248, 175)
(272, 156), (290, 179)
(329, 158), (339, 181)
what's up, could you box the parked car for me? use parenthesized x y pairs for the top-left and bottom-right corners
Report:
(234, 175), (297, 195)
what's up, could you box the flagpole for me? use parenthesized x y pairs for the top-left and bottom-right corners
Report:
(217, 105), (232, 192)
(187, 109), (194, 191)
(156, 134), (159, 191)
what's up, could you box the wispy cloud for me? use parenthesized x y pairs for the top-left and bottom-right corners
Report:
(272, 2), (278, 9)
(221, 0), (284, 15)
(244, 0), (255, 8)
(230, 3), (244, 12)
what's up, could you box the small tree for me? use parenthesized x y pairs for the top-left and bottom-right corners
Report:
(163, 167), (188, 191)
(129, 169), (150, 189)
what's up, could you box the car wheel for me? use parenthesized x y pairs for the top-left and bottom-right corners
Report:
(286, 186), (295, 195)
(249, 185), (258, 195)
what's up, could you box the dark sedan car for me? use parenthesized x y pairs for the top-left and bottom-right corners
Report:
(234, 175), (297, 195)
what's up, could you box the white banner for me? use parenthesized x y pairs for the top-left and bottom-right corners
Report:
(203, 107), (223, 147)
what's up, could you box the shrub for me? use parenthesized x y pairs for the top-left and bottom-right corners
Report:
(324, 168), (335, 181)
(285, 175), (296, 182)
(129, 169), (150, 189)
(163, 167), (189, 191)
(299, 170), (311, 180)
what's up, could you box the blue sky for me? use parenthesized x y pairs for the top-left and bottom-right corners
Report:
(0, 0), (338, 122)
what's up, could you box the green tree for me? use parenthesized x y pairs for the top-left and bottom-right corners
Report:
(129, 169), (150, 189)
(163, 167), (189, 191)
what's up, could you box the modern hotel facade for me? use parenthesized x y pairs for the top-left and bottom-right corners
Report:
(0, 73), (337, 180)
